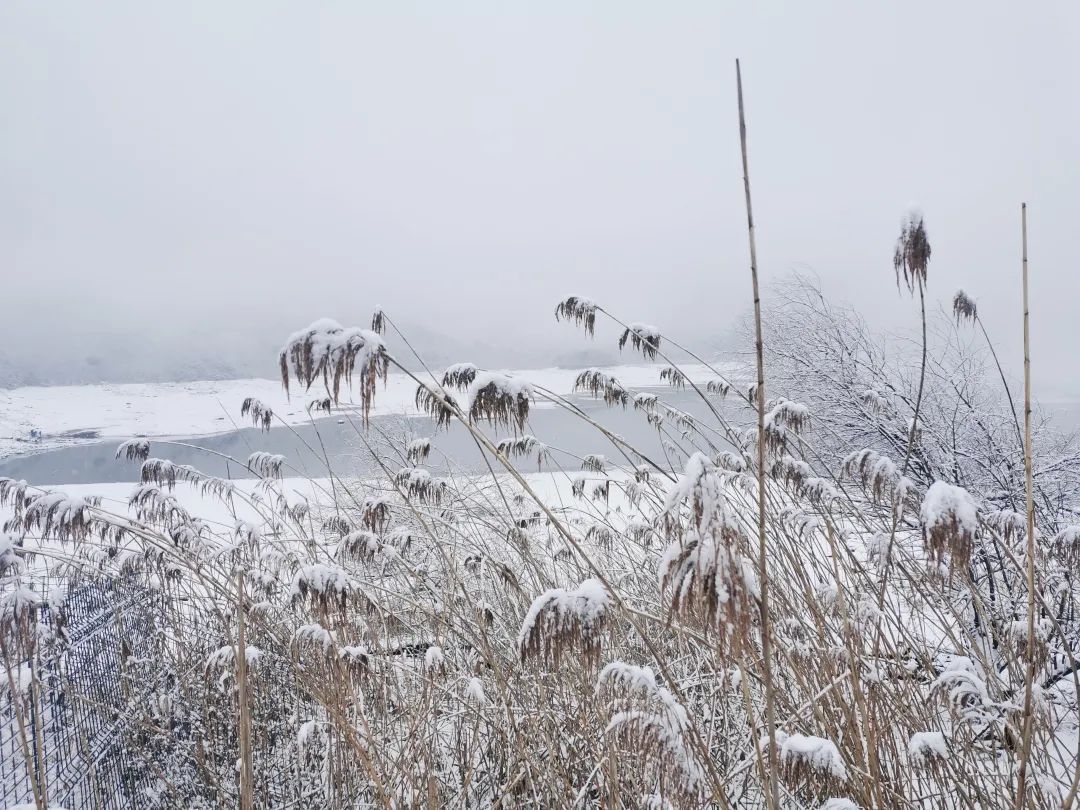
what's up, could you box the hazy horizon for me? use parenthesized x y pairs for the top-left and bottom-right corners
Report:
(3, 2), (1077, 394)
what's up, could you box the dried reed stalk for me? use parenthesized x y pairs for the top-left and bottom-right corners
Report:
(736, 58), (781, 810)
(1015, 202), (1037, 808)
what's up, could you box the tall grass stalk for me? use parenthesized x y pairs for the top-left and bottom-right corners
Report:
(735, 58), (780, 810)
(1015, 201), (1037, 809)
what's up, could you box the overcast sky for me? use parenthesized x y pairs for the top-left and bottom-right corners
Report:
(2, 2), (1077, 390)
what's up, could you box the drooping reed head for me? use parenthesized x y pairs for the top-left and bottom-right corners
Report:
(554, 296), (598, 336)
(952, 289), (977, 324)
(518, 578), (610, 668)
(279, 319), (389, 425)
(618, 323), (661, 360)
(240, 398), (273, 432)
(894, 210), (931, 294)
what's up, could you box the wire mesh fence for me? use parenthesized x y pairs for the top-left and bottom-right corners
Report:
(1, 576), (178, 809)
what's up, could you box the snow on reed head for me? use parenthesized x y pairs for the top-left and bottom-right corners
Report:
(920, 481), (979, 577)
(660, 365), (686, 389)
(842, 448), (917, 518)
(405, 437), (431, 465)
(554, 295), (598, 336)
(518, 578), (610, 668)
(1, 584), (41, 647)
(1007, 617), (1052, 669)
(23, 490), (102, 544)
(908, 731), (949, 771)
(0, 534), (23, 578)
(370, 307), (385, 335)
(574, 369), (629, 408)
(247, 451), (286, 479)
(465, 372), (533, 433)
(930, 660), (991, 725)
(597, 662), (704, 806)
(414, 381), (455, 429)
(618, 323), (661, 360)
(240, 397), (273, 432)
(115, 438), (150, 462)
(1051, 526), (1080, 570)
(334, 530), (381, 563)
(290, 564), (353, 615)
(893, 209), (931, 294)
(659, 531), (757, 659)
(779, 733), (848, 795)
(279, 318), (388, 425)
(423, 645), (445, 677)
(495, 435), (549, 471)
(440, 362), (477, 390)
(464, 677), (487, 706)
(394, 467), (446, 505)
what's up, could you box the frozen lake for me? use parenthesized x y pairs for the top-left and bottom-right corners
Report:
(0, 388), (737, 485)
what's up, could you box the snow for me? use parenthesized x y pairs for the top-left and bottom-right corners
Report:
(908, 731), (948, 764)
(424, 645), (445, 672)
(0, 363), (731, 460)
(518, 578), (610, 650)
(291, 564), (350, 600)
(920, 481), (979, 534)
(294, 624), (334, 651)
(779, 733), (848, 780)
(464, 677), (487, 705)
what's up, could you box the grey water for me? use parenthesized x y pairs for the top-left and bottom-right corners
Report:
(0, 390), (735, 486)
(3, 393), (1077, 489)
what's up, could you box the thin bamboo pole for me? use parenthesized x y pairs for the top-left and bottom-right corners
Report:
(736, 58), (781, 810)
(1015, 202), (1036, 809)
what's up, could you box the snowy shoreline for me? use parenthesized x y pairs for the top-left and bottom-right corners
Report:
(0, 363), (735, 462)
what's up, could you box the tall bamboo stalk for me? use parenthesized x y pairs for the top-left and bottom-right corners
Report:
(1015, 202), (1036, 808)
(736, 58), (780, 810)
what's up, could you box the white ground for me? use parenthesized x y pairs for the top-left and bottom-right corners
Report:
(0, 363), (733, 461)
